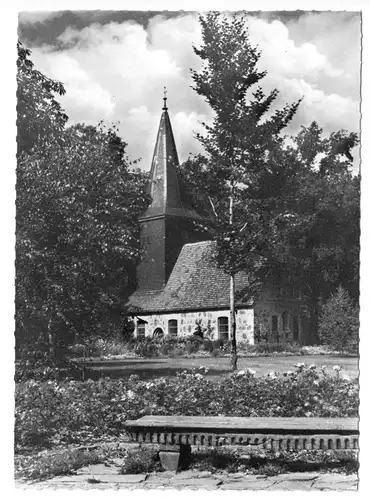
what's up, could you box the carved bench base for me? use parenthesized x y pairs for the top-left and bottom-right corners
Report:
(159, 444), (191, 471)
(159, 450), (180, 471)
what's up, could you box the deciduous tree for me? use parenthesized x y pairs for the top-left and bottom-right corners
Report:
(265, 122), (360, 342)
(189, 12), (301, 369)
(17, 41), (68, 155)
(16, 44), (150, 361)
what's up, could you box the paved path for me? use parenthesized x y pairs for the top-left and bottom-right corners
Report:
(16, 463), (358, 491)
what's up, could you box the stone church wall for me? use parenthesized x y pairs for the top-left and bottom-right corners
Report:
(134, 308), (254, 344)
(253, 286), (304, 343)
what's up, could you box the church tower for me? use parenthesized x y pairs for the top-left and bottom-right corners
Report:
(136, 91), (207, 292)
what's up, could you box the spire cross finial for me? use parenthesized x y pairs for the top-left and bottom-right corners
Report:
(163, 86), (168, 110)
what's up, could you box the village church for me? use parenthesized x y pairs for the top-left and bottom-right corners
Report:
(128, 95), (307, 344)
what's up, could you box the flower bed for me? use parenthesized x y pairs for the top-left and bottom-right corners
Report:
(15, 364), (358, 453)
(67, 337), (354, 363)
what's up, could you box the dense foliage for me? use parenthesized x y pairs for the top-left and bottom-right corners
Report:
(15, 365), (358, 451)
(17, 41), (68, 155)
(318, 286), (359, 353)
(263, 123), (360, 342)
(16, 44), (150, 360)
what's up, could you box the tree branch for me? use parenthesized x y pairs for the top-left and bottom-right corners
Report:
(208, 195), (218, 218)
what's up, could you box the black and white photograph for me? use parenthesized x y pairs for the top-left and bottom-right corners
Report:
(12, 1), (364, 493)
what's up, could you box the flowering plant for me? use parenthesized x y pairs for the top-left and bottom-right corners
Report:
(15, 365), (358, 452)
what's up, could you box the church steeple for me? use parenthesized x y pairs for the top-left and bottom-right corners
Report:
(136, 91), (208, 292)
(162, 86), (168, 110)
(144, 88), (184, 218)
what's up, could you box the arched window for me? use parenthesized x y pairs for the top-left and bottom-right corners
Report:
(168, 319), (178, 337)
(218, 316), (229, 341)
(153, 327), (164, 339)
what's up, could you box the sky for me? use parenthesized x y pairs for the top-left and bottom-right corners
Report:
(18, 10), (361, 171)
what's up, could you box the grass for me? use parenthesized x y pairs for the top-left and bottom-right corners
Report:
(79, 354), (359, 381)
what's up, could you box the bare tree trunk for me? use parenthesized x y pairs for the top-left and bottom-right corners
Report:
(229, 194), (238, 371)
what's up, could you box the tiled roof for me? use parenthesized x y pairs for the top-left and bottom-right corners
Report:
(128, 241), (253, 313)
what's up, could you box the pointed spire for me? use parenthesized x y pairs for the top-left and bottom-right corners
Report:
(163, 86), (168, 110)
(143, 91), (183, 217)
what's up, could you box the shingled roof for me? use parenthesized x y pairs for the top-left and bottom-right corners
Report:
(128, 240), (254, 313)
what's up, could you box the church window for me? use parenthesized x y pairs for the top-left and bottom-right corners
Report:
(153, 327), (164, 339)
(293, 316), (299, 342)
(137, 320), (146, 339)
(168, 319), (178, 337)
(271, 315), (278, 340)
(282, 310), (289, 331)
(218, 316), (229, 341)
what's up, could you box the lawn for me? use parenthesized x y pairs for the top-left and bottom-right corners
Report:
(81, 355), (358, 381)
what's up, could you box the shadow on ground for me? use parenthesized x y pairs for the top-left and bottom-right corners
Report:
(68, 355), (358, 381)
(74, 364), (231, 381)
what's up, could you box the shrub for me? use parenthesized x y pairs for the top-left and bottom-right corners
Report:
(133, 338), (160, 358)
(185, 336), (202, 355)
(71, 335), (137, 359)
(14, 448), (106, 481)
(120, 447), (160, 474)
(191, 448), (358, 475)
(202, 339), (226, 354)
(168, 347), (185, 358)
(193, 319), (205, 339)
(15, 365), (359, 453)
(248, 342), (301, 355)
(318, 286), (359, 354)
(15, 345), (72, 383)
(191, 448), (240, 472)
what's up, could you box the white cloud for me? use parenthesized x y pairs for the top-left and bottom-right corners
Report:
(26, 12), (360, 171)
(247, 18), (343, 81)
(30, 51), (116, 119)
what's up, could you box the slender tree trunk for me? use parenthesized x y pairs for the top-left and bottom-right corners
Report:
(47, 317), (56, 360)
(230, 273), (237, 370)
(310, 299), (320, 345)
(229, 194), (238, 371)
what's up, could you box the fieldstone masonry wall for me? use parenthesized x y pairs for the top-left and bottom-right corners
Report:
(133, 283), (307, 344)
(254, 286), (303, 343)
(134, 308), (254, 344)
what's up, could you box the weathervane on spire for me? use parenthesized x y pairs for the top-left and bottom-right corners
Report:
(163, 86), (168, 110)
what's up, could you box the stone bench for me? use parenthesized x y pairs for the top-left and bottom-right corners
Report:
(125, 415), (359, 471)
